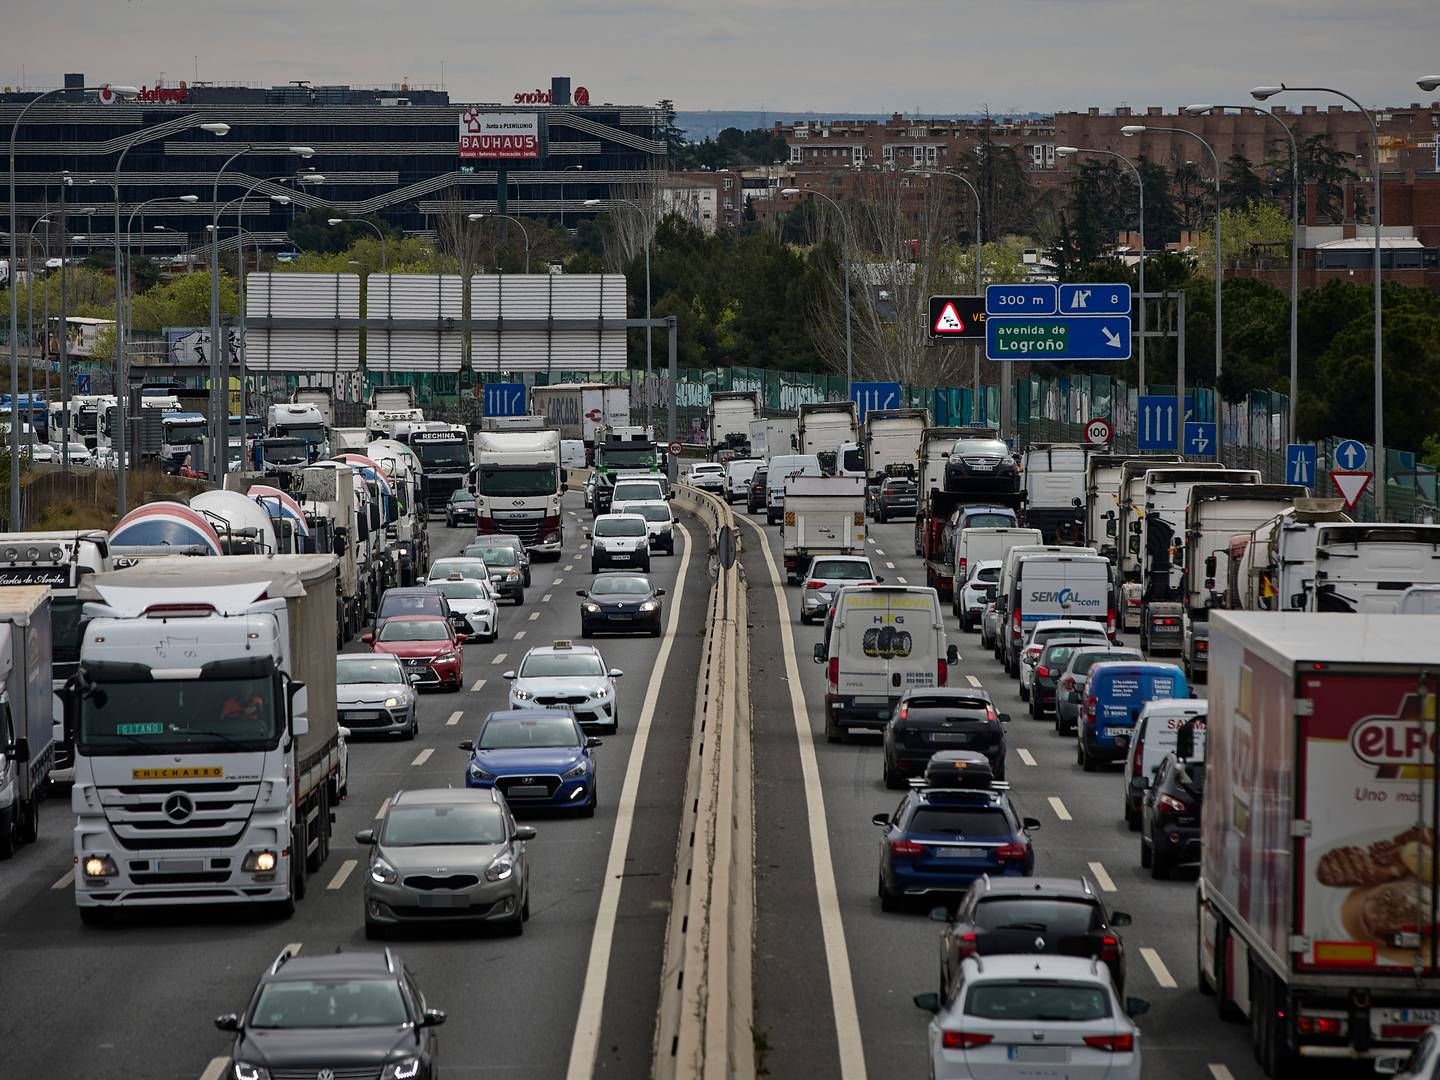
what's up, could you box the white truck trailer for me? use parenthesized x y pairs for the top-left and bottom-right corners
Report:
(0, 586), (55, 858)
(781, 474), (867, 582)
(708, 390), (761, 457)
(798, 401), (859, 457)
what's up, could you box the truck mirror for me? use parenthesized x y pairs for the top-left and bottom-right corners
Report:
(1129, 520), (1141, 534)
(1071, 496), (1082, 508)
(288, 682), (309, 737)
(1105, 519), (1117, 538)
(1127, 536), (1140, 555)
(290, 715), (309, 738)
(1204, 554), (1217, 578)
(1176, 722), (1196, 760)
(8, 736), (29, 763)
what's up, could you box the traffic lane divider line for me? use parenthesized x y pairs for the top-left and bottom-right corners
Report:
(542, 593), (552, 602)
(1208, 1067), (1235, 1080)
(327, 859), (357, 891)
(529, 611), (541, 620)
(1017, 748), (1037, 767)
(885, 562), (895, 569)
(411, 748), (434, 767)
(1140, 946), (1177, 989)
(374, 797), (390, 820)
(1047, 796), (1072, 821)
(446, 710), (463, 727)
(491, 653), (508, 665)
(564, 564), (574, 571)
(51, 868), (74, 890)
(1086, 861), (1116, 892)
(554, 578), (564, 586)
(199, 1057), (229, 1080)
(565, 523), (692, 1080)
(966, 675), (982, 688)
(514, 631), (527, 640)
(896, 576), (908, 584)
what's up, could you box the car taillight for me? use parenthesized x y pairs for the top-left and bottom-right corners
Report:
(1025, 646), (1042, 658)
(985, 706), (997, 722)
(957, 557), (967, 579)
(1156, 793), (1187, 815)
(953, 930), (978, 957)
(1083, 1033), (1134, 1053)
(1085, 695), (1098, 722)
(1036, 665), (1051, 679)
(827, 657), (839, 689)
(941, 1030), (994, 1050)
(937, 659), (949, 687)
(1099, 934), (1121, 962)
(1196, 639), (1209, 653)
(1012, 608), (1021, 629)
(1153, 616), (1179, 627)
(1131, 739), (1144, 778)
(806, 580), (827, 589)
(889, 839), (924, 857)
(994, 842), (1028, 862)
(898, 704), (909, 722)
(1107, 608), (1118, 635)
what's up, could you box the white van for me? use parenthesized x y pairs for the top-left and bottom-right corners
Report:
(1122, 698), (1207, 829)
(813, 584), (958, 742)
(995, 544), (1097, 673)
(725, 458), (764, 504)
(952, 526), (1043, 618)
(610, 477), (667, 516)
(1009, 553), (1112, 672)
(766, 453), (822, 525)
(560, 439), (587, 471)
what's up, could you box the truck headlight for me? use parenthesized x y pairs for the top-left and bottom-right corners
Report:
(82, 854), (118, 879)
(242, 850), (278, 873)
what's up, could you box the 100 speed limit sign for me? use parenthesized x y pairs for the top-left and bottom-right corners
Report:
(1084, 417), (1113, 445)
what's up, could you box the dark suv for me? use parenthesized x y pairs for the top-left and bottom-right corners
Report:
(882, 689), (1009, 788)
(746, 467), (768, 514)
(873, 476), (919, 523)
(939, 875), (1133, 999)
(943, 437), (1020, 495)
(1141, 752), (1206, 879)
(215, 946), (445, 1080)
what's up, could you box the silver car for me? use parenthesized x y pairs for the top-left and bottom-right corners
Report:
(358, 787), (534, 938)
(799, 555), (881, 624)
(336, 654), (419, 739)
(464, 534), (532, 587)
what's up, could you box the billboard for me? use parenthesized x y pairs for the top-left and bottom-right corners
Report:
(458, 111), (540, 160)
(164, 327), (242, 367)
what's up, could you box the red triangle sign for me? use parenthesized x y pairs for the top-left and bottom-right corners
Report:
(1331, 470), (1373, 510)
(934, 302), (965, 334)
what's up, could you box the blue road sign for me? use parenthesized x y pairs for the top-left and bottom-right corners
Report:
(1059, 283), (1131, 315)
(1286, 443), (1318, 487)
(985, 316), (1131, 362)
(1185, 421), (1217, 457)
(1334, 438), (1368, 471)
(985, 283), (1058, 316)
(850, 381), (901, 423)
(1137, 395), (1179, 451)
(483, 382), (526, 417)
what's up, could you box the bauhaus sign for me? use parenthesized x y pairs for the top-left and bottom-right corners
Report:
(459, 111), (540, 160)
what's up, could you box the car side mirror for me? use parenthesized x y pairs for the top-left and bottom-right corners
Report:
(1124, 997), (1151, 1019)
(928, 906), (950, 923)
(813, 643), (826, 663)
(458, 740), (474, 752)
(513, 826), (536, 842)
(1022, 816), (1042, 831)
(871, 812), (890, 826)
(913, 992), (941, 1014)
(585, 736), (602, 748)
(502, 670), (516, 680)
(361, 632), (374, 645)
(576, 589), (588, 597)
(583, 530), (592, 539)
(213, 1014), (240, 1032)
(654, 588), (665, 596)
(1375, 1056), (1405, 1076)
(421, 1008), (447, 1028)
(354, 828), (376, 844)
(608, 668), (624, 678)
(946, 644), (959, 664)
(1110, 911), (1133, 927)
(875, 576), (884, 583)
(998, 713), (1012, 724)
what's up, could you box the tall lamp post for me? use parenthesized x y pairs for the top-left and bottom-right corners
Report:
(466, 212), (530, 273)
(1056, 146), (1146, 392)
(24, 216), (51, 417)
(1254, 84), (1383, 515)
(781, 186), (853, 396)
(9, 81), (138, 524)
(328, 216), (388, 270)
(585, 197), (657, 423)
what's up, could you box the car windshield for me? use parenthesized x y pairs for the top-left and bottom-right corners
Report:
(590, 576), (651, 596)
(1071, 650), (1142, 676)
(811, 560), (872, 580)
(252, 978), (408, 1029)
(519, 653), (606, 678)
(633, 504), (672, 523)
(378, 619), (450, 642)
(908, 807), (1013, 837)
(613, 483), (663, 502)
(954, 439), (1007, 457)
(478, 716), (581, 749)
(379, 593), (441, 618)
(449, 491), (474, 505)
(974, 898), (1102, 934)
(382, 802), (506, 845)
(476, 548), (517, 567)
(431, 559), (489, 577)
(971, 566), (1001, 583)
(337, 657), (405, 684)
(433, 579), (492, 600)
(596, 518), (646, 537)
(965, 981), (1111, 1022)
(752, 472), (767, 486)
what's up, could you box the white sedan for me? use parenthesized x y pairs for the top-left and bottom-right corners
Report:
(685, 462), (727, 494)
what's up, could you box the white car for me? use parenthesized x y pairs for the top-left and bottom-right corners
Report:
(430, 574), (499, 643)
(504, 640), (623, 733)
(626, 499), (676, 555)
(1018, 619), (1111, 700)
(62, 442), (94, 466)
(1378, 1025), (1440, 1078)
(588, 513), (652, 572)
(686, 461), (727, 494)
(915, 954), (1148, 1080)
(28, 444), (55, 463)
(956, 559), (1002, 632)
(583, 471), (599, 509)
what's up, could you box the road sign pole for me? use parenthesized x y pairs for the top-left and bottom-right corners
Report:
(972, 343), (981, 426)
(1176, 289), (1186, 456)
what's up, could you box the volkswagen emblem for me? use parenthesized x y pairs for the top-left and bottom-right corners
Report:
(1034, 936), (1046, 950)
(317, 1070), (336, 1080)
(163, 793), (195, 822)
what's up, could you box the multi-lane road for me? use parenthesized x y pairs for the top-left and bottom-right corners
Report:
(0, 494), (707, 1080)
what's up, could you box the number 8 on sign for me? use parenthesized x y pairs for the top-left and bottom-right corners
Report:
(1085, 418), (1112, 446)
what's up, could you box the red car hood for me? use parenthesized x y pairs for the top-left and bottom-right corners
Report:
(373, 640), (450, 658)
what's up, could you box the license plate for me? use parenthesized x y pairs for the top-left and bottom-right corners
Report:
(612, 554), (630, 561)
(609, 615), (634, 622)
(1392, 1009), (1440, 1024)
(1008, 1046), (1070, 1064)
(416, 894), (470, 909)
(507, 785), (548, 798)
(1104, 727), (1131, 739)
(935, 847), (985, 859)
(159, 858), (204, 873)
(930, 733), (971, 746)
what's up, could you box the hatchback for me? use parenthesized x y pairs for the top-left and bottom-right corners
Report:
(1029, 638), (1093, 721)
(1019, 620), (1110, 701)
(882, 690), (1009, 788)
(1141, 752), (1206, 879)
(445, 488), (477, 527)
(460, 709), (601, 816)
(746, 468), (768, 514)
(798, 554), (880, 624)
(873, 476), (919, 523)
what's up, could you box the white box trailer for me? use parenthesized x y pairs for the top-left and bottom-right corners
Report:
(0, 585), (54, 857)
(862, 409), (929, 484)
(531, 383), (629, 444)
(708, 391), (761, 455)
(1023, 443), (1089, 543)
(750, 416), (798, 461)
(1199, 612), (1440, 1072)
(781, 474), (867, 581)
(798, 401), (858, 456)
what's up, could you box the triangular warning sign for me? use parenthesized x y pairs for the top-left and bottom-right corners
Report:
(934, 302), (965, 334)
(1331, 470), (1373, 510)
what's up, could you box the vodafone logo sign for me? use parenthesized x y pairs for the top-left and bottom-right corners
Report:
(97, 86), (117, 106)
(97, 83), (188, 105)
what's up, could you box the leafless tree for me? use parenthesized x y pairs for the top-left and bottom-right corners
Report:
(598, 180), (662, 273)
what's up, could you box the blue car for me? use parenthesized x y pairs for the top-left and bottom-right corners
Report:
(872, 753), (1040, 911)
(460, 708), (601, 815)
(1077, 661), (1188, 771)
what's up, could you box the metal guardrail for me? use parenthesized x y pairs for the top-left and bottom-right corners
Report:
(655, 482), (755, 1080)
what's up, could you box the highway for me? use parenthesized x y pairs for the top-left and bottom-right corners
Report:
(736, 506), (1268, 1080)
(0, 493), (706, 1080)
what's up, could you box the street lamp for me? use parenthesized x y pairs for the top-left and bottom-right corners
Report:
(1186, 103), (1301, 443)
(780, 186), (853, 396)
(467, 212), (531, 273)
(24, 216), (51, 416)
(586, 196), (658, 420)
(1056, 145), (1147, 392)
(328, 217), (389, 271)
(1255, 84), (1383, 515)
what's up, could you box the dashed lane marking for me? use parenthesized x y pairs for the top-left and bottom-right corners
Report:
(1017, 748), (1037, 767)
(553, 578), (564, 586)
(896, 576), (908, 584)
(1087, 861), (1117, 892)
(1208, 1067), (1236, 1080)
(374, 797), (390, 819)
(1141, 946), (1178, 989)
(491, 653), (508, 665)
(471, 679), (487, 692)
(563, 565), (574, 572)
(327, 859), (357, 890)
(966, 675), (982, 688)
(529, 611), (541, 621)
(51, 868), (74, 890)
(411, 748), (434, 767)
(885, 561), (896, 569)
(1047, 796), (1072, 821)
(514, 630), (526, 640)
(542, 593), (552, 602)
(446, 710), (463, 727)
(875, 548), (885, 556)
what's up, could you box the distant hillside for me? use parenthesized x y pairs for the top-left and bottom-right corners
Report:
(675, 110), (1047, 141)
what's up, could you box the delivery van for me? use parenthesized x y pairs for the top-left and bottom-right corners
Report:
(1077, 661), (1188, 771)
(1122, 698), (1207, 828)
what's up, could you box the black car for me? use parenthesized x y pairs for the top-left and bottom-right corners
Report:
(943, 437), (1021, 495)
(592, 473), (615, 516)
(445, 488), (476, 527)
(1141, 752), (1205, 879)
(1029, 638), (1093, 721)
(215, 947), (445, 1080)
(939, 876), (1133, 1000)
(577, 573), (665, 637)
(873, 476), (919, 523)
(882, 689), (1009, 788)
(746, 468), (768, 514)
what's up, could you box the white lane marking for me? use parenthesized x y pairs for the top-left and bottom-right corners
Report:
(896, 576), (908, 584)
(737, 514), (867, 1080)
(567, 523), (693, 1079)
(1087, 861), (1117, 893)
(1208, 1067), (1236, 1080)
(327, 859), (357, 891)
(1017, 748), (1037, 767)
(554, 578), (564, 586)
(411, 748), (434, 767)
(542, 593), (552, 603)
(529, 611), (541, 621)
(374, 797), (390, 820)
(199, 1057), (229, 1080)
(885, 561), (896, 569)
(51, 868), (74, 890)
(514, 630), (526, 640)
(471, 679), (486, 692)
(446, 710), (463, 727)
(491, 653), (508, 665)
(1141, 946), (1178, 989)
(874, 548), (885, 556)
(564, 564), (574, 572)
(966, 674), (982, 688)
(1047, 796), (1072, 822)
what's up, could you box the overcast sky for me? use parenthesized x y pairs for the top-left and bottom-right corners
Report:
(3, 0), (1438, 115)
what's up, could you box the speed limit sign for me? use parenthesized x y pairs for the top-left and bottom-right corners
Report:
(667, 440), (683, 456)
(1084, 417), (1113, 446)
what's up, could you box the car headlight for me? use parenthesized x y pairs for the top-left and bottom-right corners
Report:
(384, 696), (401, 708)
(638, 601), (658, 612)
(512, 687), (534, 701)
(485, 853), (514, 882)
(562, 758), (589, 779)
(593, 683), (612, 699)
(381, 1059), (422, 1080)
(233, 1065), (271, 1080)
(583, 602), (601, 614)
(467, 761), (495, 782)
(370, 857), (398, 885)
(506, 569), (521, 580)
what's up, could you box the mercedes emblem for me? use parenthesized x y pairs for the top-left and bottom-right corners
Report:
(1034, 936), (1046, 950)
(163, 793), (195, 822)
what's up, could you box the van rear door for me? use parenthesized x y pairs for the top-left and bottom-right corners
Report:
(836, 588), (942, 700)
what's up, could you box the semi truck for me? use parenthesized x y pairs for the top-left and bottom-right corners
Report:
(780, 475), (867, 582)
(531, 383), (630, 445)
(266, 402), (329, 462)
(1199, 611), (1440, 1074)
(292, 387), (335, 429)
(749, 416), (799, 460)
(797, 401), (859, 456)
(1083, 453), (1182, 560)
(1023, 443), (1089, 543)
(861, 408), (929, 487)
(708, 391), (761, 457)
(365, 439), (429, 586)
(69, 554), (341, 921)
(1225, 500), (1351, 613)
(299, 464), (363, 640)
(914, 426), (1022, 598)
(405, 424), (471, 510)
(0, 586), (55, 858)
(472, 428), (563, 557)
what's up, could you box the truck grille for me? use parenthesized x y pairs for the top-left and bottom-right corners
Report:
(494, 516), (544, 545)
(99, 782), (260, 851)
(271, 1069), (379, 1080)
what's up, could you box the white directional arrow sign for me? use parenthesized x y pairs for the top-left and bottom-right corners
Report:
(1102, 326), (1123, 349)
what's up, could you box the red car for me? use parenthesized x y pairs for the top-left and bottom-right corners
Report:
(362, 614), (463, 692)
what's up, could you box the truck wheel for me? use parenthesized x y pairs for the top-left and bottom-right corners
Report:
(17, 798), (39, 845)
(1214, 919), (1244, 1022)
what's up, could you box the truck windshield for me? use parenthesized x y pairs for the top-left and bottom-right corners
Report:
(415, 440), (469, 469)
(51, 595), (86, 668)
(263, 439), (308, 465)
(164, 422), (206, 444)
(598, 446), (656, 470)
(477, 464), (558, 497)
(75, 412), (98, 434)
(278, 424), (326, 445)
(78, 676), (280, 754)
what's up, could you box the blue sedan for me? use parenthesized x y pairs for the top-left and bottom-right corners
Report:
(460, 708), (601, 816)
